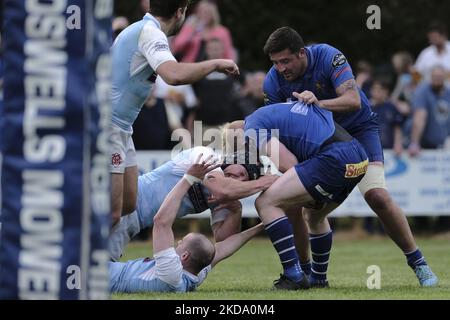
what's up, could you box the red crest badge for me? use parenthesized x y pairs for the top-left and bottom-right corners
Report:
(111, 153), (122, 167)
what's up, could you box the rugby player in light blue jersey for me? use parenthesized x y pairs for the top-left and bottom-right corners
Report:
(224, 101), (368, 290)
(262, 27), (438, 287)
(110, 0), (239, 226)
(109, 155), (264, 293)
(109, 146), (277, 261)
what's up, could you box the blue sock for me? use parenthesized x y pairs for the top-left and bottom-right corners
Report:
(405, 248), (427, 269)
(310, 230), (332, 282)
(265, 216), (302, 282)
(300, 261), (312, 276)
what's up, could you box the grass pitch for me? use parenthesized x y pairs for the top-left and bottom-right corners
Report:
(113, 234), (450, 300)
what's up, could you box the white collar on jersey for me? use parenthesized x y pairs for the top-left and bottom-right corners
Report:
(183, 269), (200, 281)
(143, 13), (161, 30)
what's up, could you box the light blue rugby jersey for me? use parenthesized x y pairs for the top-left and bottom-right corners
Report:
(108, 147), (221, 261)
(136, 147), (219, 229)
(109, 248), (211, 293)
(111, 13), (176, 132)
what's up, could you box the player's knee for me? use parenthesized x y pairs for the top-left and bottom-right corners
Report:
(254, 195), (266, 212)
(302, 209), (321, 228)
(255, 193), (274, 212)
(302, 209), (312, 223)
(358, 164), (386, 195)
(365, 188), (393, 213)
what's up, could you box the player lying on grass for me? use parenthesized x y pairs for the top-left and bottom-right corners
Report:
(224, 101), (369, 290)
(109, 146), (277, 261)
(109, 155), (265, 293)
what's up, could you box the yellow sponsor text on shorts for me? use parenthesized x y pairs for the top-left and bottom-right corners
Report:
(345, 159), (369, 178)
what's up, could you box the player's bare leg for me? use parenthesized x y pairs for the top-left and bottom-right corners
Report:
(363, 163), (416, 251)
(366, 188), (416, 251)
(111, 173), (124, 227)
(255, 168), (314, 290)
(123, 165), (138, 214)
(360, 163), (438, 287)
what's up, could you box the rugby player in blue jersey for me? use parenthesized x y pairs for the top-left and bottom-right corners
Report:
(110, 0), (239, 226)
(224, 101), (369, 289)
(109, 154), (265, 293)
(262, 27), (437, 287)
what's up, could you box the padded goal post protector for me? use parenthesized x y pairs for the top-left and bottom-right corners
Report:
(0, 0), (112, 299)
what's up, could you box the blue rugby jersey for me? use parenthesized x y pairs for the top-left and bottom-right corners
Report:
(263, 43), (375, 133)
(244, 101), (334, 162)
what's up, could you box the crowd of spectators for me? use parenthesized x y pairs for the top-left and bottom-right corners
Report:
(113, 2), (450, 233)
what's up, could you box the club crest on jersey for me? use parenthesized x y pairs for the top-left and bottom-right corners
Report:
(112, 153), (123, 167)
(315, 82), (325, 92)
(345, 159), (369, 178)
(332, 53), (347, 68)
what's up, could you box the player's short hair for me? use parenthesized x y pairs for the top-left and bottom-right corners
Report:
(185, 233), (215, 273)
(149, 0), (191, 19)
(264, 27), (305, 55)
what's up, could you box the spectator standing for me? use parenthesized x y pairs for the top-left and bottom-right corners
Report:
(132, 77), (198, 151)
(355, 60), (374, 99)
(409, 66), (450, 155)
(192, 38), (240, 131)
(153, 77), (198, 134)
(132, 93), (174, 150)
(236, 71), (266, 117)
(391, 51), (416, 114)
(171, 0), (236, 62)
(414, 22), (450, 82)
(371, 79), (405, 156)
(409, 66), (450, 232)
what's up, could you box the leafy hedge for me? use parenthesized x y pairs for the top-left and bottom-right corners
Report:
(115, 0), (450, 70)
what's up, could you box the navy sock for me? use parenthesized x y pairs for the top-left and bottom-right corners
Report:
(310, 230), (332, 282)
(265, 216), (302, 282)
(300, 261), (312, 276)
(405, 248), (427, 269)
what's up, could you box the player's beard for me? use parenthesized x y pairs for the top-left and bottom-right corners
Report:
(168, 19), (184, 37)
(283, 72), (295, 81)
(283, 70), (300, 82)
